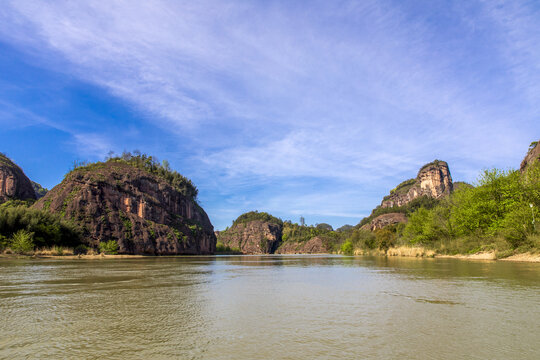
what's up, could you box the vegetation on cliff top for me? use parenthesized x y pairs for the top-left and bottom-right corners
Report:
(358, 195), (440, 227)
(418, 159), (447, 173)
(231, 211), (283, 227)
(383, 178), (416, 201)
(0, 152), (17, 167)
(31, 181), (48, 199)
(68, 151), (198, 200)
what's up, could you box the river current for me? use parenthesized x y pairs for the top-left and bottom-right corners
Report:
(1, 255), (539, 359)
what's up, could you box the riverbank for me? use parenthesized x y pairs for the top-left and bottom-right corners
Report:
(2, 248), (540, 262)
(0, 253), (149, 260)
(354, 246), (540, 263)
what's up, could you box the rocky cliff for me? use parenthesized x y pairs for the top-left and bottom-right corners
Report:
(381, 160), (453, 208)
(217, 220), (282, 254)
(520, 141), (540, 173)
(33, 160), (216, 255)
(0, 153), (36, 203)
(361, 213), (407, 231)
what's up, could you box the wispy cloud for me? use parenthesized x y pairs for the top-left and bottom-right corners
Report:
(0, 0), (538, 228)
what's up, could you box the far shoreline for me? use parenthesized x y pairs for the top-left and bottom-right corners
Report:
(1, 250), (539, 263)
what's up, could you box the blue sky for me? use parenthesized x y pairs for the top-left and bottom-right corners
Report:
(0, 0), (538, 230)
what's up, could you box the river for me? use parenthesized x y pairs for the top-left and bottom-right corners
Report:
(1, 255), (539, 359)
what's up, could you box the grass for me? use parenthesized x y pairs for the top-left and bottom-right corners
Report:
(34, 246), (74, 256)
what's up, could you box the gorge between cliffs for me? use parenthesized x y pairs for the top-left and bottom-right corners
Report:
(1, 140), (539, 262)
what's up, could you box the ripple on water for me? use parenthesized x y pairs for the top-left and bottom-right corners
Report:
(1, 257), (540, 359)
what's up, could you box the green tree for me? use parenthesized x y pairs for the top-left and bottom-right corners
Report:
(10, 230), (35, 254)
(99, 240), (119, 255)
(341, 240), (354, 255)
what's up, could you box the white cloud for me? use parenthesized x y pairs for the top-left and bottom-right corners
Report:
(71, 133), (112, 159)
(0, 0), (538, 228)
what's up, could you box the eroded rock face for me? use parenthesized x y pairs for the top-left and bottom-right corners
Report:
(275, 236), (329, 254)
(217, 220), (282, 254)
(33, 162), (216, 255)
(361, 213), (407, 231)
(381, 160), (453, 208)
(0, 154), (36, 203)
(520, 141), (540, 173)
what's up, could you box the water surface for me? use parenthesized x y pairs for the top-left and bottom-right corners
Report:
(1, 255), (539, 359)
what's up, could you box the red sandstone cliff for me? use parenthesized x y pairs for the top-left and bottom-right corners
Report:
(381, 160), (453, 208)
(33, 161), (215, 255)
(0, 153), (36, 203)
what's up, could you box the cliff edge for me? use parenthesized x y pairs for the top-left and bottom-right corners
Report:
(381, 160), (453, 208)
(520, 141), (540, 173)
(33, 159), (216, 255)
(0, 153), (36, 203)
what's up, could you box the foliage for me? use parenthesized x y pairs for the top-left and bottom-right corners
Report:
(0, 234), (9, 250)
(69, 151), (198, 200)
(347, 229), (376, 249)
(418, 159), (444, 173)
(316, 223), (333, 231)
(282, 222), (330, 243)
(73, 244), (89, 255)
(10, 229), (35, 254)
(99, 240), (119, 255)
(453, 181), (474, 191)
(0, 153), (17, 168)
(31, 181), (48, 199)
(336, 224), (353, 232)
(401, 163), (540, 251)
(358, 196), (440, 227)
(0, 202), (82, 248)
(232, 211), (283, 227)
(215, 241), (242, 254)
(374, 228), (395, 252)
(340, 240), (354, 255)
(393, 178), (417, 193)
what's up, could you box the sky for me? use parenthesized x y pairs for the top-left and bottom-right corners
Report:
(0, 0), (539, 230)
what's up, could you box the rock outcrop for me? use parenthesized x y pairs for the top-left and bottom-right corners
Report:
(275, 236), (330, 254)
(361, 213), (407, 231)
(520, 141), (540, 173)
(33, 161), (216, 255)
(217, 220), (282, 254)
(31, 181), (48, 199)
(0, 153), (36, 203)
(381, 160), (453, 208)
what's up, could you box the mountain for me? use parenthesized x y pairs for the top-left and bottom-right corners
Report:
(520, 141), (539, 173)
(216, 211), (282, 254)
(31, 181), (48, 199)
(381, 160), (453, 208)
(32, 157), (216, 255)
(0, 153), (36, 203)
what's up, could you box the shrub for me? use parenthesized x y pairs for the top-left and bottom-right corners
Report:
(0, 234), (9, 250)
(215, 241), (241, 254)
(10, 230), (35, 254)
(0, 203), (82, 248)
(340, 240), (354, 255)
(348, 229), (376, 249)
(73, 244), (88, 255)
(99, 240), (119, 255)
(375, 228), (395, 252)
